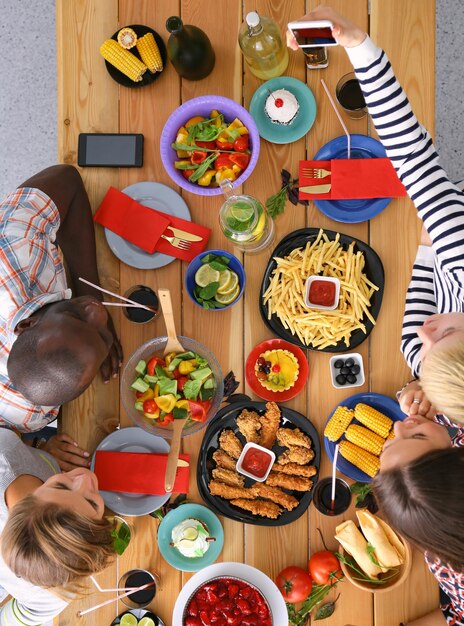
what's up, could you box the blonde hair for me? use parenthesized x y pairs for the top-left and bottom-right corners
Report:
(420, 340), (464, 425)
(1, 495), (115, 595)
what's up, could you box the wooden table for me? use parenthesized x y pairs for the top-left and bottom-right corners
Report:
(57, 1), (438, 624)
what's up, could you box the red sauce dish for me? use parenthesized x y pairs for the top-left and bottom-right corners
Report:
(305, 276), (340, 310)
(236, 443), (275, 482)
(184, 576), (272, 626)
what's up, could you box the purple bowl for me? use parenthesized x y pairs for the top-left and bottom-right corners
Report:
(160, 95), (260, 196)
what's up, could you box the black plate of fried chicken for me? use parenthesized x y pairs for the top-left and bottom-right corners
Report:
(197, 400), (321, 526)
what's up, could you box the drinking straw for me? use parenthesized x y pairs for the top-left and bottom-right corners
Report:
(320, 79), (351, 158)
(77, 581), (156, 617)
(78, 277), (157, 313)
(101, 301), (154, 309)
(89, 575), (140, 593)
(331, 443), (340, 510)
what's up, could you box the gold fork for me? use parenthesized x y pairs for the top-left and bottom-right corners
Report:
(160, 234), (191, 250)
(301, 167), (331, 179)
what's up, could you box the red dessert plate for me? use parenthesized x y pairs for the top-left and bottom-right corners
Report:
(245, 338), (309, 401)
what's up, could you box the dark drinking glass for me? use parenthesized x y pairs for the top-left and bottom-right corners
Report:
(166, 16), (215, 80)
(336, 72), (367, 119)
(123, 285), (159, 324)
(118, 569), (157, 608)
(312, 477), (352, 516)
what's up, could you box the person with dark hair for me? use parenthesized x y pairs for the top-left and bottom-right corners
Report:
(0, 165), (122, 462)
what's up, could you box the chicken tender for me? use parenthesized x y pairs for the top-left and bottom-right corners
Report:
(212, 449), (236, 471)
(212, 468), (245, 488)
(271, 462), (317, 478)
(277, 446), (314, 465)
(230, 498), (282, 519)
(219, 429), (243, 459)
(277, 427), (312, 450)
(253, 483), (299, 511)
(236, 410), (262, 443)
(266, 472), (314, 492)
(259, 401), (281, 449)
(208, 480), (254, 500)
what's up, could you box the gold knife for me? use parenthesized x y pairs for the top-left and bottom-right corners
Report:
(166, 226), (203, 242)
(299, 184), (331, 194)
(177, 459), (189, 467)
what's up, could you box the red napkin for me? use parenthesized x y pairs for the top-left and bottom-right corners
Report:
(94, 187), (211, 262)
(94, 450), (190, 495)
(299, 158), (407, 200)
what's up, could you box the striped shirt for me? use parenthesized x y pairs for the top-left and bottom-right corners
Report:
(347, 37), (464, 625)
(0, 188), (72, 432)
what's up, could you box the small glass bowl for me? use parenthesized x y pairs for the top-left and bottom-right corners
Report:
(236, 442), (276, 482)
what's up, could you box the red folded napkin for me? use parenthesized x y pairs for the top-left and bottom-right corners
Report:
(94, 187), (211, 262)
(94, 450), (190, 495)
(299, 158), (407, 200)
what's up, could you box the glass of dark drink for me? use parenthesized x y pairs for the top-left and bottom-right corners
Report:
(336, 72), (367, 119)
(123, 285), (160, 324)
(118, 568), (158, 608)
(312, 476), (352, 516)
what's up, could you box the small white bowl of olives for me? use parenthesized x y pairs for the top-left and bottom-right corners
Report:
(329, 353), (365, 389)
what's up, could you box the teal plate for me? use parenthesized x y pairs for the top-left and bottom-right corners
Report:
(157, 503), (224, 572)
(249, 77), (317, 144)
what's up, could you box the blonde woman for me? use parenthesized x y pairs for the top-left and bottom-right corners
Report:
(0, 427), (115, 625)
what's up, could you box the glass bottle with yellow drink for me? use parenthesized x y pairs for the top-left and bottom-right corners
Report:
(238, 12), (289, 80)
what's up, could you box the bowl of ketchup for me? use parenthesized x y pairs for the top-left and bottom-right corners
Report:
(236, 443), (275, 482)
(304, 276), (340, 310)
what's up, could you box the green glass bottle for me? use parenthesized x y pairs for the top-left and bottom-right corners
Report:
(166, 16), (215, 80)
(238, 12), (288, 80)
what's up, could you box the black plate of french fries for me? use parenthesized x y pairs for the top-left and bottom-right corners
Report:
(259, 228), (385, 352)
(197, 399), (320, 526)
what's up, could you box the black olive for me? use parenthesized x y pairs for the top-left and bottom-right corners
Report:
(351, 364), (361, 375)
(340, 366), (350, 376)
(336, 374), (347, 385)
(346, 374), (357, 384)
(345, 357), (355, 368)
(334, 359), (344, 369)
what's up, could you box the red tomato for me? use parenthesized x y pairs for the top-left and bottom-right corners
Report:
(177, 376), (189, 392)
(188, 401), (207, 422)
(191, 150), (208, 164)
(214, 153), (234, 170)
(229, 153), (250, 170)
(171, 367), (180, 379)
(233, 135), (249, 152)
(143, 399), (158, 414)
(182, 169), (195, 180)
(308, 551), (343, 586)
(158, 412), (174, 427)
(196, 140), (216, 149)
(135, 391), (144, 399)
(215, 138), (234, 150)
(276, 566), (312, 603)
(147, 356), (165, 376)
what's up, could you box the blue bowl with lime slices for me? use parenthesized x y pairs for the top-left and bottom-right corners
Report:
(185, 249), (245, 311)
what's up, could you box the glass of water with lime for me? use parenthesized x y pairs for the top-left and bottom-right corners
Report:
(219, 179), (274, 252)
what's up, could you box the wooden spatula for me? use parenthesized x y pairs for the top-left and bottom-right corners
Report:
(158, 289), (188, 492)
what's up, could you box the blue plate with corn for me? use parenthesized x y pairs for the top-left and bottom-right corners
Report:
(324, 392), (406, 483)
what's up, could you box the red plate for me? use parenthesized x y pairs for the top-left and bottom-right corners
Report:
(245, 339), (309, 401)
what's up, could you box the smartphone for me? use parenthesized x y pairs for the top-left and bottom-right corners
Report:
(287, 20), (338, 48)
(78, 133), (144, 167)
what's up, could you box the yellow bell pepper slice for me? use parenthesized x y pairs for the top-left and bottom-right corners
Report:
(178, 359), (198, 375)
(154, 394), (177, 413)
(236, 126), (249, 135)
(227, 117), (245, 132)
(165, 352), (178, 366)
(175, 399), (190, 412)
(198, 169), (216, 186)
(137, 388), (155, 403)
(215, 168), (237, 184)
(144, 408), (160, 420)
(210, 109), (222, 127)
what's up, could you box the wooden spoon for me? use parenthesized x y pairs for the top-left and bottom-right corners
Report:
(158, 289), (188, 493)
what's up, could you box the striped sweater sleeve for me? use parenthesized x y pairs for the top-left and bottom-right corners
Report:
(346, 37), (464, 273)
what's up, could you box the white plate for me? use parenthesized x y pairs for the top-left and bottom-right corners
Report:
(172, 562), (287, 624)
(91, 427), (170, 517)
(104, 181), (191, 269)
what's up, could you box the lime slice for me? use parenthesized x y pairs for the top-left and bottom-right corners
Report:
(120, 614), (138, 626)
(217, 269), (231, 292)
(178, 538), (195, 548)
(215, 284), (240, 305)
(230, 203), (254, 223)
(195, 265), (220, 288)
(217, 271), (239, 295)
(138, 618), (155, 626)
(183, 527), (199, 541)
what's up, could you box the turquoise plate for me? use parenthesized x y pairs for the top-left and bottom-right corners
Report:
(249, 77), (317, 144)
(157, 503), (224, 572)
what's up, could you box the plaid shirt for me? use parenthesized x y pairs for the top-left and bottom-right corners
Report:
(0, 187), (72, 432)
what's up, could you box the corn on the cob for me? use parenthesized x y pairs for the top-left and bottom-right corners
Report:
(345, 424), (385, 455)
(117, 27), (137, 49)
(324, 406), (354, 442)
(136, 33), (163, 73)
(100, 39), (147, 82)
(386, 428), (395, 440)
(354, 403), (393, 438)
(339, 440), (380, 478)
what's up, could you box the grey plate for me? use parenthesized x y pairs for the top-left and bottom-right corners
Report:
(91, 427), (170, 517)
(104, 181), (191, 270)
(111, 609), (165, 625)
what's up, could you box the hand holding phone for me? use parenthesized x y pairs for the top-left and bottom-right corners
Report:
(287, 20), (338, 48)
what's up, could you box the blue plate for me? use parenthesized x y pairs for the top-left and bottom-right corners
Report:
(157, 503), (224, 572)
(249, 77), (316, 144)
(313, 135), (392, 223)
(324, 392), (406, 483)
